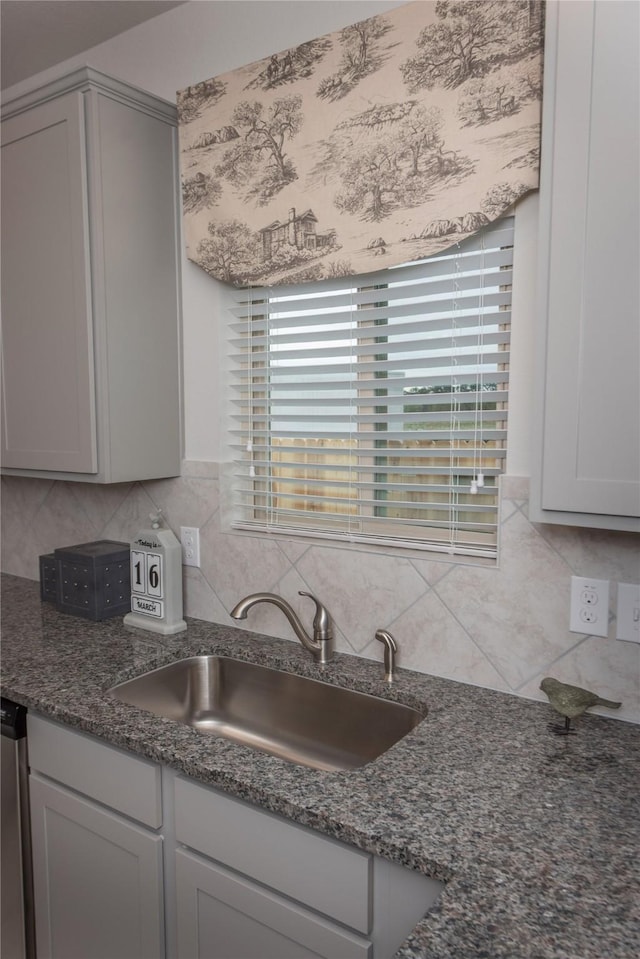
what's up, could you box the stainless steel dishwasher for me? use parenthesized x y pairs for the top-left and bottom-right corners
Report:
(1, 698), (35, 959)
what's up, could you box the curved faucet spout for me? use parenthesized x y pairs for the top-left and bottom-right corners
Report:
(230, 592), (334, 664)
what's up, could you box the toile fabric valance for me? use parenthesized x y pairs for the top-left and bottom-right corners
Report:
(177, 0), (544, 288)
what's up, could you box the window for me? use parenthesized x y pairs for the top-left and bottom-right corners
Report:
(230, 217), (513, 558)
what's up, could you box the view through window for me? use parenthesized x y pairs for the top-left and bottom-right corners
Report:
(231, 217), (514, 557)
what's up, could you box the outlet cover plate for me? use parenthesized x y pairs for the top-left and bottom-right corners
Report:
(616, 583), (640, 643)
(569, 576), (609, 637)
(180, 526), (200, 568)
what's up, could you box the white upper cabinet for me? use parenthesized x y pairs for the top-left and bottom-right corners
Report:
(1, 68), (182, 483)
(531, 0), (640, 531)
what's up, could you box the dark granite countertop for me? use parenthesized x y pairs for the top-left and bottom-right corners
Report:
(2, 574), (639, 958)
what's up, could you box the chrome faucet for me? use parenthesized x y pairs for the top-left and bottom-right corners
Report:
(230, 591), (334, 664)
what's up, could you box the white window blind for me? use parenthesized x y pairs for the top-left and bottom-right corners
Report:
(230, 217), (513, 557)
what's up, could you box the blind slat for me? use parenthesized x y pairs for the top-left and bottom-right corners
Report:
(233, 391), (510, 410)
(235, 411), (508, 427)
(234, 476), (498, 494)
(234, 430), (507, 444)
(233, 460), (504, 477)
(231, 445), (508, 462)
(234, 372), (510, 394)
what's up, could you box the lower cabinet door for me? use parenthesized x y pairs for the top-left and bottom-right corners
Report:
(175, 847), (371, 959)
(29, 773), (164, 959)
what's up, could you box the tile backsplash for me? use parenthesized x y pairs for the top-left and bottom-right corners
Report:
(2, 464), (638, 723)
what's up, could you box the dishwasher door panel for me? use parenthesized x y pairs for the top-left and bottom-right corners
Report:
(1, 732), (27, 959)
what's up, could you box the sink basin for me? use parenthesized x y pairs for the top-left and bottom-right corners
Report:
(108, 655), (424, 772)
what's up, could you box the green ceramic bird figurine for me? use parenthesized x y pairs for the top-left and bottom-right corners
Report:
(540, 677), (621, 735)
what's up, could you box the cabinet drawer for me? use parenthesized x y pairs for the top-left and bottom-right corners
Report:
(175, 776), (372, 934)
(176, 847), (370, 959)
(28, 714), (162, 828)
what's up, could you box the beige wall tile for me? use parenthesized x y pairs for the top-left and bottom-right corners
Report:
(198, 516), (292, 611)
(143, 474), (219, 532)
(295, 545), (427, 652)
(435, 509), (575, 688)
(533, 523), (640, 584)
(182, 566), (229, 625)
(386, 589), (510, 690)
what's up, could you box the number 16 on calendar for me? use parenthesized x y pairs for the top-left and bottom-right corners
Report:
(131, 551), (163, 605)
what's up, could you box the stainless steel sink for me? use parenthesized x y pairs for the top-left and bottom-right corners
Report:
(108, 655), (424, 772)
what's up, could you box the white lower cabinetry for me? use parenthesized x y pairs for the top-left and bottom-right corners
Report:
(26, 716), (442, 959)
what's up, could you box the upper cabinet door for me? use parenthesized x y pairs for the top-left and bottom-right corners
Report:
(1, 92), (97, 472)
(532, 0), (640, 531)
(1, 69), (182, 483)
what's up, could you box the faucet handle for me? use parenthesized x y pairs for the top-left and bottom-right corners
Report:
(375, 629), (398, 682)
(298, 591), (333, 641)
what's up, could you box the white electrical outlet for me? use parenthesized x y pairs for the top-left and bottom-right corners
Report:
(616, 583), (640, 643)
(180, 526), (200, 568)
(569, 576), (609, 637)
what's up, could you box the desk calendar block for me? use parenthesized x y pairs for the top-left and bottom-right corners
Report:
(123, 513), (186, 635)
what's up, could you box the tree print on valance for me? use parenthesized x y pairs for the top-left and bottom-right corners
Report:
(177, 0), (544, 287)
